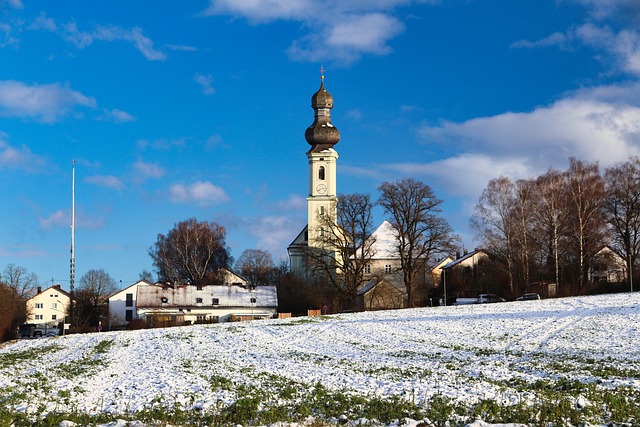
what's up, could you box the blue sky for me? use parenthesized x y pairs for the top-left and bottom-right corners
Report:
(2, 0), (640, 290)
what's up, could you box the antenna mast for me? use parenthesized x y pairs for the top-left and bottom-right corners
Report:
(70, 160), (75, 293)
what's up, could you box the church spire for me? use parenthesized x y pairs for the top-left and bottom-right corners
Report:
(305, 72), (340, 152)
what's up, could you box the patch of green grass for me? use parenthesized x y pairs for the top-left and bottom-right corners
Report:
(0, 344), (62, 368)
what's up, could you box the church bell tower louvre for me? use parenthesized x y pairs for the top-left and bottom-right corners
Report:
(288, 73), (340, 275)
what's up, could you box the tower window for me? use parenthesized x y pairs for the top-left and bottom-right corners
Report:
(385, 264), (392, 273)
(364, 265), (371, 274)
(319, 206), (325, 216)
(318, 166), (325, 180)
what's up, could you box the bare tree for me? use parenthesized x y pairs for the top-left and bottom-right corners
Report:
(0, 264), (39, 337)
(306, 193), (377, 310)
(603, 157), (640, 288)
(471, 177), (517, 293)
(513, 179), (535, 289)
(139, 269), (155, 283)
(76, 269), (117, 329)
(378, 178), (458, 307)
(566, 158), (606, 290)
(235, 249), (276, 287)
(1, 263), (39, 300)
(149, 218), (232, 285)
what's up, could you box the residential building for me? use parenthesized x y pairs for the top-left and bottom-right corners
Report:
(135, 269), (278, 326)
(588, 246), (627, 284)
(25, 284), (71, 333)
(107, 279), (152, 329)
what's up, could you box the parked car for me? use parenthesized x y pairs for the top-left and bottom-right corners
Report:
(477, 293), (506, 303)
(18, 324), (44, 338)
(516, 293), (541, 301)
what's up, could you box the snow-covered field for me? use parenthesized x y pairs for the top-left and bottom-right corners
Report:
(1, 293), (640, 426)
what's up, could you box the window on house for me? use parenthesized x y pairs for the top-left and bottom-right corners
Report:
(196, 284), (203, 291)
(196, 298), (203, 304)
(197, 315), (206, 322)
(51, 314), (57, 320)
(51, 294), (58, 298)
(364, 265), (371, 274)
(35, 314), (43, 320)
(212, 298), (219, 305)
(318, 166), (325, 180)
(125, 293), (133, 307)
(51, 303), (57, 309)
(250, 297), (257, 304)
(385, 264), (392, 273)
(35, 303), (43, 309)
(125, 310), (133, 322)
(161, 297), (168, 303)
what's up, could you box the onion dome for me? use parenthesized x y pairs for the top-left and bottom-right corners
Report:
(305, 76), (340, 152)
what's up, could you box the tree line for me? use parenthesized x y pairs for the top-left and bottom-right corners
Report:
(471, 157), (640, 297)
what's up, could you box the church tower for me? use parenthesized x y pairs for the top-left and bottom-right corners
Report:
(288, 74), (340, 275)
(305, 74), (340, 249)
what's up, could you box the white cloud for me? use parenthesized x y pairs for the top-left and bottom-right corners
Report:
(205, 134), (225, 150)
(0, 80), (96, 123)
(39, 209), (105, 230)
(38, 209), (67, 230)
(30, 13), (166, 61)
(168, 181), (229, 206)
(0, 133), (48, 172)
(103, 108), (135, 123)
(512, 20), (640, 77)
(7, 0), (23, 9)
(272, 193), (306, 213)
(202, 0), (425, 64)
(84, 175), (124, 191)
(511, 32), (569, 49)
(0, 20), (19, 48)
(133, 160), (165, 180)
(167, 44), (198, 52)
(194, 73), (215, 95)
(202, 0), (311, 23)
(138, 137), (188, 151)
(419, 90), (640, 170)
(404, 82), (640, 215)
(570, 0), (640, 20)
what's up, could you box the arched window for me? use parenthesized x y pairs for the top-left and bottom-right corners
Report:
(319, 206), (325, 216)
(318, 166), (325, 180)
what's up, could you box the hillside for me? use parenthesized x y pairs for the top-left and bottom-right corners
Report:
(1, 293), (639, 426)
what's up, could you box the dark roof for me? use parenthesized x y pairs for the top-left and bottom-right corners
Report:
(305, 77), (340, 152)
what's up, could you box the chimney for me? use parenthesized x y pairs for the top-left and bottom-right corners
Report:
(456, 251), (461, 259)
(37, 286), (42, 294)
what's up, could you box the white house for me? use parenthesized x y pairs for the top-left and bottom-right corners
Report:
(107, 279), (152, 329)
(589, 246), (627, 284)
(25, 285), (71, 333)
(135, 269), (278, 326)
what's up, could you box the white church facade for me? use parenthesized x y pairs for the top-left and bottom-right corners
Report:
(287, 76), (443, 309)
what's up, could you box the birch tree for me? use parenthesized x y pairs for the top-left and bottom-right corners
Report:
(566, 158), (606, 290)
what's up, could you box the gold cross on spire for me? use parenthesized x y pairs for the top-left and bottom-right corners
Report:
(320, 65), (325, 81)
